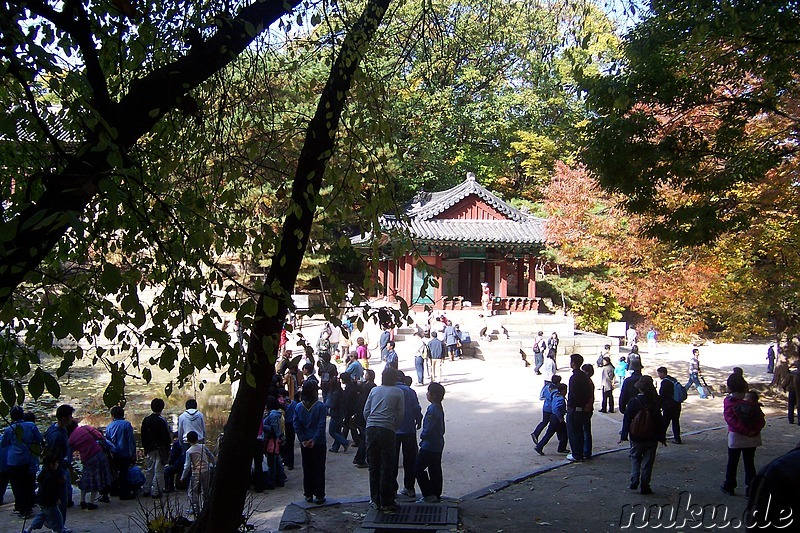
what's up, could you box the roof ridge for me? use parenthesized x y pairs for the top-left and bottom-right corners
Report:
(406, 172), (526, 222)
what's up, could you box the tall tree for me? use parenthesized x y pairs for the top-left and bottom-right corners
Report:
(582, 0), (800, 349)
(0, 0), (393, 530)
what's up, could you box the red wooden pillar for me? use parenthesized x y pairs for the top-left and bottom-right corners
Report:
(499, 262), (508, 298)
(387, 259), (396, 301)
(433, 255), (443, 309)
(528, 256), (538, 312)
(374, 259), (384, 298)
(400, 255), (413, 304)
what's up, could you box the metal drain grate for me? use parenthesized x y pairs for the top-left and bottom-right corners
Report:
(363, 503), (458, 530)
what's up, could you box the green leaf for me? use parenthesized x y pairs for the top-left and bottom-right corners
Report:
(103, 370), (126, 407)
(1, 378), (17, 407)
(41, 370), (60, 399)
(28, 369), (45, 399)
(100, 263), (123, 292)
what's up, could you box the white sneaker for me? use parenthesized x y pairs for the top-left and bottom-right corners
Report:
(399, 488), (416, 497)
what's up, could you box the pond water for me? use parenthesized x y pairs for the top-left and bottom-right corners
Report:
(15, 355), (234, 455)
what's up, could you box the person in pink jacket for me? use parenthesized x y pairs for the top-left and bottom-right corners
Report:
(721, 374), (765, 497)
(67, 423), (113, 510)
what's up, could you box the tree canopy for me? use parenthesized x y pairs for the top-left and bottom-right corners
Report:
(582, 0), (800, 345)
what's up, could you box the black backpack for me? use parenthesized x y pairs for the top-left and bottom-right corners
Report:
(629, 400), (655, 439)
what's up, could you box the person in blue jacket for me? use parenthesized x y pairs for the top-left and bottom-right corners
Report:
(294, 381), (328, 505)
(531, 375), (561, 446)
(105, 406), (137, 500)
(44, 404), (75, 522)
(414, 382), (446, 503)
(534, 383), (569, 455)
(2, 406), (43, 517)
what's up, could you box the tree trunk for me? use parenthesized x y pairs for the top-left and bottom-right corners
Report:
(192, 0), (392, 530)
(0, 0), (302, 306)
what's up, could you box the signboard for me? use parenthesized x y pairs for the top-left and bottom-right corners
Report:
(292, 294), (310, 310)
(607, 321), (627, 338)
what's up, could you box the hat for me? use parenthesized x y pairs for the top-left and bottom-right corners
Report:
(635, 375), (656, 392)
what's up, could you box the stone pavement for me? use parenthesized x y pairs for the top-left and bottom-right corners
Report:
(1, 340), (794, 532)
(299, 417), (799, 532)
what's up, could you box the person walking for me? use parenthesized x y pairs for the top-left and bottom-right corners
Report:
(414, 382), (446, 503)
(534, 382), (569, 456)
(363, 368), (405, 513)
(657, 367), (684, 444)
(766, 345), (775, 374)
(685, 349), (709, 399)
(326, 376), (350, 453)
(532, 376), (561, 445)
(721, 375), (765, 496)
(620, 375), (666, 495)
(141, 399), (172, 498)
(105, 406), (136, 500)
(565, 354), (593, 462)
(24, 454), (70, 533)
(428, 332), (445, 383)
(646, 327), (658, 353)
(599, 357), (615, 413)
(294, 382), (328, 504)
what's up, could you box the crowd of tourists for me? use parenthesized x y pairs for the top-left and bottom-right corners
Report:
(3, 316), (797, 531)
(529, 344), (772, 499)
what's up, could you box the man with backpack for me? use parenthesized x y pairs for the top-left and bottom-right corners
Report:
(657, 367), (687, 444)
(620, 375), (666, 495)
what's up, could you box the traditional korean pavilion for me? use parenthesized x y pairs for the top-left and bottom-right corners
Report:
(353, 172), (547, 311)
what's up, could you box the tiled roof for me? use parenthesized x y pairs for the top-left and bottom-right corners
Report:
(404, 171), (531, 222)
(352, 172), (546, 247)
(381, 216), (545, 244)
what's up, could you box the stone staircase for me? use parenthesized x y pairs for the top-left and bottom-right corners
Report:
(395, 310), (618, 368)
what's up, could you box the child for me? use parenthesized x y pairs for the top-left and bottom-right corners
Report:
(615, 356), (628, 382)
(356, 337), (370, 370)
(263, 396), (286, 489)
(181, 431), (215, 515)
(532, 375), (561, 444)
(24, 455), (65, 533)
(414, 382), (446, 503)
(163, 432), (185, 493)
(534, 383), (568, 455)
